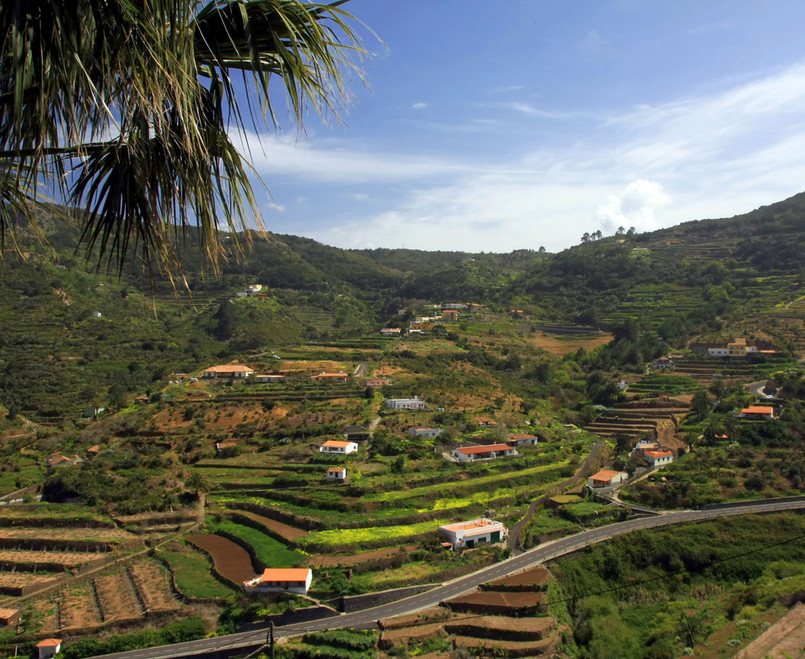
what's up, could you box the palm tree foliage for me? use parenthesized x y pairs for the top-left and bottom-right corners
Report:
(0, 0), (365, 276)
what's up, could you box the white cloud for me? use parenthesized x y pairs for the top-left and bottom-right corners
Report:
(238, 133), (472, 183)
(412, 102), (428, 110)
(243, 61), (805, 252)
(594, 180), (671, 232)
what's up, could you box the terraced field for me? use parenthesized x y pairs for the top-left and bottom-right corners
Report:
(378, 567), (560, 657)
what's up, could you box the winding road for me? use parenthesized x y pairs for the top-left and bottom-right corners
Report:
(91, 497), (805, 659)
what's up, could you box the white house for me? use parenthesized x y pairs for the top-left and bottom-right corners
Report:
(243, 568), (312, 595)
(741, 405), (775, 420)
(319, 440), (358, 455)
(326, 466), (347, 480)
(644, 450), (674, 467)
(254, 374), (285, 383)
(384, 397), (426, 410)
(452, 444), (517, 462)
(587, 469), (629, 488)
(438, 518), (508, 550)
(37, 639), (62, 659)
(202, 364), (255, 379)
(408, 427), (443, 439)
(506, 433), (538, 447)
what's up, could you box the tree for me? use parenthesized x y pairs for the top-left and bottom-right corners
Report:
(0, 0), (365, 277)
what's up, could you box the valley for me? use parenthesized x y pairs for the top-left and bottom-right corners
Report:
(0, 195), (803, 658)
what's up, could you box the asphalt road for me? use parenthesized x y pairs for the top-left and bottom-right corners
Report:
(91, 498), (805, 659)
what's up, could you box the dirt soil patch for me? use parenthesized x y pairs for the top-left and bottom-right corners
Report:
(734, 603), (805, 659)
(0, 528), (134, 542)
(0, 549), (103, 567)
(0, 572), (59, 588)
(307, 544), (419, 568)
(528, 332), (614, 356)
(95, 572), (142, 622)
(444, 590), (545, 614)
(129, 560), (182, 613)
(485, 566), (550, 591)
(60, 586), (101, 630)
(233, 511), (307, 542)
(187, 533), (255, 583)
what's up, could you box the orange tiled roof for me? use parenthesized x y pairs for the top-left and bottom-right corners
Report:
(644, 450), (673, 458)
(742, 406), (774, 414)
(261, 568), (311, 582)
(37, 639), (62, 647)
(322, 440), (353, 448)
(590, 469), (623, 481)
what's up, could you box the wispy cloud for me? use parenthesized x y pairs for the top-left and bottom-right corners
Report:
(412, 102), (428, 110)
(244, 62), (805, 252)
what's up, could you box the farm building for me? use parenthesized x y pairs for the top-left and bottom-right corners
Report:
(0, 608), (19, 626)
(380, 328), (401, 335)
(254, 374), (285, 383)
(37, 639), (62, 659)
(439, 518), (508, 550)
(475, 416), (497, 427)
(243, 568), (313, 595)
(310, 372), (349, 383)
(453, 444), (517, 462)
(319, 440), (358, 455)
(506, 433), (538, 447)
(408, 427), (443, 439)
(202, 364), (255, 379)
(47, 453), (84, 468)
(587, 469), (629, 488)
(644, 450), (674, 466)
(385, 397), (426, 410)
(741, 405), (775, 420)
(364, 377), (391, 387)
(326, 467), (347, 480)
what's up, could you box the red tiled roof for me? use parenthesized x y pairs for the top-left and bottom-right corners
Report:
(644, 450), (673, 458)
(37, 639), (62, 647)
(457, 444), (512, 455)
(322, 440), (353, 448)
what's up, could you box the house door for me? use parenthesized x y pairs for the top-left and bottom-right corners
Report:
(465, 539), (475, 549)
(491, 531), (500, 542)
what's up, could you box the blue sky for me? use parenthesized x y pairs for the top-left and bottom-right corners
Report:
(239, 0), (805, 253)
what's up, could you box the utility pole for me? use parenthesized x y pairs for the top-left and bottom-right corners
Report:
(269, 621), (275, 659)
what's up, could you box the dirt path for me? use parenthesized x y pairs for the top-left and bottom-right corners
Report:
(507, 440), (606, 553)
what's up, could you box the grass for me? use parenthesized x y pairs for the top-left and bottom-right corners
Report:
(213, 520), (303, 568)
(363, 460), (570, 504)
(158, 544), (234, 599)
(299, 518), (449, 550)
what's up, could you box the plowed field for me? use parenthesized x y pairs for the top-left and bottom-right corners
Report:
(129, 561), (181, 613)
(233, 511), (307, 542)
(187, 534), (255, 583)
(95, 572), (142, 622)
(60, 587), (101, 630)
